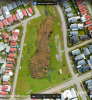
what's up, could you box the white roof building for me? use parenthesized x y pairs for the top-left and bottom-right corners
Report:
(70, 88), (77, 99)
(61, 93), (66, 100)
(16, 9), (23, 20)
(3, 75), (10, 82)
(0, 15), (4, 20)
(6, 46), (10, 53)
(1, 63), (6, 72)
(64, 90), (72, 99)
(26, 9), (32, 17)
(78, 24), (84, 29)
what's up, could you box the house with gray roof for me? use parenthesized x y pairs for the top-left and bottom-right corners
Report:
(23, 0), (29, 3)
(72, 49), (80, 56)
(85, 79), (92, 84)
(88, 56), (92, 69)
(67, 13), (74, 18)
(12, 1), (17, 8)
(70, 31), (78, 36)
(70, 24), (78, 30)
(63, 2), (70, 8)
(7, 4), (13, 11)
(79, 65), (90, 72)
(65, 7), (72, 13)
(68, 17), (77, 23)
(80, 35), (88, 40)
(77, 59), (86, 66)
(21, 0), (26, 6)
(75, 53), (85, 61)
(89, 45), (92, 53)
(83, 47), (90, 56)
(16, 0), (22, 6)
(70, 36), (79, 43)
(88, 85), (92, 91)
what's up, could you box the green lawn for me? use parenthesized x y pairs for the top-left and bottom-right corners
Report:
(68, 1), (73, 6)
(16, 5), (72, 96)
(78, 30), (86, 35)
(25, 4), (31, 9)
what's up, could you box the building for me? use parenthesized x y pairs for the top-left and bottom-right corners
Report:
(9, 48), (16, 52)
(3, 81), (10, 85)
(8, 53), (15, 58)
(81, 10), (87, 16)
(70, 36), (79, 43)
(85, 79), (92, 84)
(77, 59), (86, 66)
(7, 4), (13, 11)
(67, 13), (74, 18)
(10, 42), (17, 47)
(79, 65), (90, 72)
(80, 35), (88, 40)
(64, 90), (72, 99)
(0, 22), (3, 28)
(16, 9), (24, 20)
(68, 17), (77, 23)
(2, 19), (8, 26)
(0, 91), (8, 98)
(88, 85), (92, 91)
(5, 69), (13, 76)
(79, 5), (85, 11)
(70, 24), (78, 30)
(7, 58), (15, 63)
(80, 15), (90, 22)
(6, 64), (13, 69)
(26, 9), (32, 17)
(89, 45), (92, 53)
(27, 7), (33, 14)
(83, 47), (90, 56)
(88, 56), (92, 69)
(77, 0), (85, 6)
(70, 88), (77, 99)
(21, 0), (26, 6)
(72, 49), (80, 56)
(88, 25), (92, 31)
(12, 1), (17, 8)
(12, 15), (18, 21)
(16, 0), (22, 6)
(78, 24), (84, 29)
(9, 36), (18, 42)
(65, 7), (72, 13)
(7, 17), (13, 24)
(22, 10), (27, 16)
(85, 20), (92, 26)
(75, 53), (85, 61)
(70, 31), (78, 36)
(0, 9), (3, 15)
(12, 29), (19, 36)
(2, 85), (11, 92)
(3, 75), (10, 82)
(3, 33), (8, 40)
(0, 15), (4, 20)
(63, 2), (70, 8)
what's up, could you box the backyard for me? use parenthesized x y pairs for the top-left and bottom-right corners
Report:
(16, 5), (72, 96)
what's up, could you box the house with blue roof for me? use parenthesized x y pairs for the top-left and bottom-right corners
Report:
(67, 13), (74, 18)
(65, 7), (72, 13)
(70, 31), (78, 36)
(89, 45), (92, 53)
(75, 53), (85, 61)
(83, 47), (90, 56)
(12, 1), (17, 8)
(88, 56), (92, 69)
(72, 49), (80, 56)
(7, 4), (13, 11)
(77, 59), (86, 66)
(79, 65), (90, 73)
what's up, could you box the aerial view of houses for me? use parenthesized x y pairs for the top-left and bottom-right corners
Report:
(0, 0), (91, 100)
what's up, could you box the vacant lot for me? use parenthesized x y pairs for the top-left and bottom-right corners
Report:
(16, 5), (72, 96)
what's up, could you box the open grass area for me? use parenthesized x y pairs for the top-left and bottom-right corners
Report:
(16, 5), (72, 96)
(78, 30), (86, 35)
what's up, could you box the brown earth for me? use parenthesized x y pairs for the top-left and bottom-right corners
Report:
(29, 15), (53, 79)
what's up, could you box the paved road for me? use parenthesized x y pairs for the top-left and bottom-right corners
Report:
(68, 39), (92, 51)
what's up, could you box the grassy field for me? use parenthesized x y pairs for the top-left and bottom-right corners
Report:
(78, 30), (86, 35)
(16, 5), (72, 96)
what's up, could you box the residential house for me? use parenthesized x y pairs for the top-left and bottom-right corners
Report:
(16, 9), (24, 20)
(12, 15), (18, 22)
(2, 19), (8, 26)
(9, 48), (16, 53)
(80, 35), (88, 40)
(26, 9), (32, 17)
(85, 20), (92, 26)
(70, 24), (78, 30)
(78, 23), (84, 29)
(7, 58), (15, 63)
(3, 33), (8, 42)
(75, 53), (85, 61)
(6, 64), (13, 69)
(8, 53), (15, 58)
(83, 47), (90, 56)
(88, 56), (92, 69)
(78, 5), (85, 11)
(12, 1), (17, 8)
(12, 29), (19, 36)
(9, 36), (18, 42)
(22, 10), (27, 16)
(70, 36), (79, 43)
(2, 85), (11, 92)
(61, 93), (66, 100)
(27, 7), (33, 14)
(81, 10), (87, 16)
(0, 22), (3, 28)
(0, 43), (7, 52)
(67, 13), (74, 18)
(16, 0), (22, 6)
(89, 45), (92, 53)
(72, 49), (80, 56)
(7, 4), (13, 11)
(3, 74), (10, 82)
(21, 0), (26, 6)
(77, 0), (85, 6)
(89, 32), (92, 37)
(5, 69), (13, 76)
(0, 91), (8, 98)
(3, 81), (10, 85)
(0, 15), (4, 20)
(1, 63), (6, 73)
(70, 88), (77, 99)
(0, 9), (3, 15)
(2, 6), (11, 18)
(64, 90), (72, 100)
(10, 42), (17, 47)
(88, 25), (92, 31)
(70, 31), (78, 36)
(80, 15), (90, 22)
(88, 85), (92, 91)
(68, 17), (77, 23)
(79, 65), (90, 72)
(85, 79), (92, 84)
(65, 7), (72, 13)
(77, 59), (86, 66)
(63, 2), (70, 8)
(7, 17), (13, 24)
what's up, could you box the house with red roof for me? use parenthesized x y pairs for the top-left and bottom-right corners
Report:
(5, 70), (13, 76)
(22, 10), (27, 16)
(8, 53), (15, 58)
(12, 15), (18, 21)
(10, 42), (17, 47)
(3, 82), (10, 85)
(0, 91), (8, 98)
(3, 33), (8, 39)
(81, 10), (87, 16)
(12, 29), (19, 36)
(85, 20), (92, 26)
(0, 22), (3, 28)
(9, 36), (18, 42)
(7, 58), (15, 63)
(77, 0), (85, 6)
(88, 25), (92, 31)
(2, 85), (11, 92)
(79, 5), (85, 11)
(9, 48), (16, 53)
(27, 7), (33, 14)
(6, 64), (13, 69)
(7, 17), (13, 24)
(85, 15), (90, 20)
(2, 19), (8, 26)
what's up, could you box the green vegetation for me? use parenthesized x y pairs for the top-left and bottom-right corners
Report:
(25, 4), (30, 9)
(78, 30), (86, 35)
(16, 5), (72, 96)
(68, 1), (73, 6)
(10, 10), (15, 15)
(14, 7), (19, 12)
(71, 6), (75, 11)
